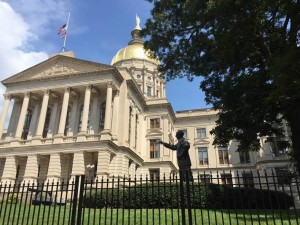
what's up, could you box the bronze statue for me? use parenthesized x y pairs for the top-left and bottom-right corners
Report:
(159, 130), (193, 181)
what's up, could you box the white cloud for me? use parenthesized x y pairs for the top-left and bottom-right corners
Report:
(0, 2), (48, 77)
(0, 1), (50, 127)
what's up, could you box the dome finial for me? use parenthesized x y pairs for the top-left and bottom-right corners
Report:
(135, 14), (141, 30)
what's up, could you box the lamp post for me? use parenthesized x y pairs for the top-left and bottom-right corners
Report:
(86, 164), (95, 181)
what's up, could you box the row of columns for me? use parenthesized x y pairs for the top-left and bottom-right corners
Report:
(0, 82), (115, 141)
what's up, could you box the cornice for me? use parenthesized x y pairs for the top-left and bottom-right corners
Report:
(145, 102), (176, 122)
(175, 114), (218, 122)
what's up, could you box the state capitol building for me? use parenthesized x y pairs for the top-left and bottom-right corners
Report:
(0, 21), (290, 185)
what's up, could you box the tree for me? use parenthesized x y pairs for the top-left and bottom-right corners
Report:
(142, 0), (300, 172)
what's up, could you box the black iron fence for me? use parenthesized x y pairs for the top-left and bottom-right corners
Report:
(0, 170), (299, 225)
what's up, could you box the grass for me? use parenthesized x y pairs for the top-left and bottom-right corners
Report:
(0, 202), (299, 225)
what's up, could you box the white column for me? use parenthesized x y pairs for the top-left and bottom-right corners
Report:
(36, 90), (49, 137)
(23, 155), (38, 181)
(15, 92), (30, 139)
(130, 107), (136, 149)
(103, 82), (113, 131)
(111, 91), (119, 140)
(6, 100), (21, 140)
(69, 95), (79, 136)
(89, 93), (99, 134)
(57, 87), (70, 136)
(0, 94), (11, 139)
(35, 90), (50, 137)
(47, 98), (59, 137)
(47, 153), (61, 180)
(100, 82), (113, 140)
(80, 84), (91, 134)
(27, 101), (40, 139)
(1, 156), (17, 183)
(71, 151), (85, 175)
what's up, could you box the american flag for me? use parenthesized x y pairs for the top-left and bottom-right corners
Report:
(58, 24), (67, 38)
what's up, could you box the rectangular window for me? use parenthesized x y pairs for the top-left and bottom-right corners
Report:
(156, 90), (159, 97)
(242, 172), (254, 188)
(197, 128), (206, 139)
(239, 151), (250, 164)
(275, 168), (291, 185)
(198, 147), (208, 165)
(149, 169), (160, 181)
(150, 118), (160, 129)
(221, 173), (233, 185)
(269, 138), (286, 157)
(218, 147), (229, 164)
(147, 86), (152, 97)
(200, 174), (212, 183)
(150, 140), (160, 159)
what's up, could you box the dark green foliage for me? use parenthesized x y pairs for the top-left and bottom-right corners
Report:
(82, 182), (293, 209)
(142, 0), (300, 172)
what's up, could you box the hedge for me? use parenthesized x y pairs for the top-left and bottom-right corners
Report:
(82, 182), (293, 209)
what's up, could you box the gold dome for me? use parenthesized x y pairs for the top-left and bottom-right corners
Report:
(111, 43), (158, 65)
(111, 22), (159, 65)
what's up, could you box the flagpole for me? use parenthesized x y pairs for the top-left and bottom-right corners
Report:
(62, 11), (70, 52)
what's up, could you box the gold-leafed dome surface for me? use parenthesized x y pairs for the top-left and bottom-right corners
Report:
(111, 43), (158, 65)
(111, 24), (159, 65)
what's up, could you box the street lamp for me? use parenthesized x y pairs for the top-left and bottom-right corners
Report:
(86, 164), (95, 181)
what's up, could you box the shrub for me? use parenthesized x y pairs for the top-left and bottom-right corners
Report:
(82, 182), (294, 210)
(7, 194), (21, 203)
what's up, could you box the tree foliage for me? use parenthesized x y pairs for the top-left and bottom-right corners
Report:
(142, 0), (300, 171)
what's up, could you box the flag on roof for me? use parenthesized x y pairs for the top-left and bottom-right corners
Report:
(58, 24), (67, 38)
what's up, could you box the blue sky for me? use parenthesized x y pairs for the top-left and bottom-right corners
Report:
(0, 0), (209, 113)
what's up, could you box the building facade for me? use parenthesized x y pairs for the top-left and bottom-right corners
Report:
(0, 22), (290, 185)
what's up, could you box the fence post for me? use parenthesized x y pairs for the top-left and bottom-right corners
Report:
(185, 170), (193, 225)
(76, 175), (86, 225)
(179, 170), (186, 225)
(70, 176), (80, 225)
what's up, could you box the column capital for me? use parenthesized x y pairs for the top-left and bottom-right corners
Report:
(43, 89), (50, 96)
(64, 87), (71, 93)
(107, 81), (114, 89)
(84, 84), (92, 90)
(3, 94), (11, 100)
(24, 92), (30, 98)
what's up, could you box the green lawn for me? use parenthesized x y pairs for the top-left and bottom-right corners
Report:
(0, 202), (299, 225)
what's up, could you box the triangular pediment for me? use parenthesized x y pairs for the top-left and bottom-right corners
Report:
(2, 54), (116, 85)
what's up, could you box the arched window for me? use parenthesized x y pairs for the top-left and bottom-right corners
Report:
(99, 102), (106, 131)
(42, 108), (51, 138)
(22, 109), (32, 140)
